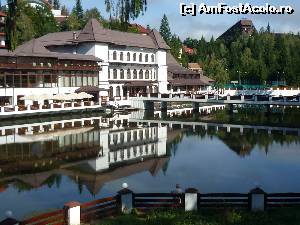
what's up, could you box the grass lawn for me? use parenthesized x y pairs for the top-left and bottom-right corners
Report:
(98, 208), (300, 225)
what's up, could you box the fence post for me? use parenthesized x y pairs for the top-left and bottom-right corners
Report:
(64, 201), (81, 225)
(117, 183), (134, 214)
(249, 187), (266, 212)
(185, 188), (198, 211)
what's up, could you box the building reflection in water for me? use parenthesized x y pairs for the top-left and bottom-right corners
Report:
(0, 114), (168, 195)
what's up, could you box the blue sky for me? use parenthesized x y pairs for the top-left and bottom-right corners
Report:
(4, 0), (300, 39)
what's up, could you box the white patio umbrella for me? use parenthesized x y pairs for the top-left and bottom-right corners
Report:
(20, 95), (37, 101)
(78, 92), (94, 99)
(35, 94), (53, 101)
(52, 93), (68, 101)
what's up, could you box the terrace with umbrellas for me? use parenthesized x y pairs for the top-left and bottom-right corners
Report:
(0, 91), (108, 117)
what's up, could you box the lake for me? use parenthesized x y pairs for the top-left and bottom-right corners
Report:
(0, 106), (300, 220)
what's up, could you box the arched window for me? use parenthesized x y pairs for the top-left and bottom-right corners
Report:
(133, 69), (137, 79)
(151, 54), (155, 62)
(116, 86), (120, 96)
(120, 52), (124, 61)
(145, 54), (148, 62)
(127, 69), (131, 79)
(145, 70), (149, 79)
(127, 52), (130, 61)
(139, 53), (142, 62)
(133, 53), (136, 61)
(153, 71), (156, 80)
(139, 69), (143, 79)
(113, 51), (117, 60)
(120, 69), (124, 79)
(108, 69), (111, 79)
(109, 86), (113, 98)
(113, 69), (117, 79)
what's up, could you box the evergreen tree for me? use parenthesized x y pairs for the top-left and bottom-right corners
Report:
(61, 5), (69, 16)
(83, 7), (102, 24)
(73, 0), (83, 21)
(104, 0), (147, 31)
(53, 0), (60, 10)
(159, 14), (171, 43)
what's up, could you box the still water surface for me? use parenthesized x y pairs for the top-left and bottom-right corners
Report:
(0, 107), (300, 219)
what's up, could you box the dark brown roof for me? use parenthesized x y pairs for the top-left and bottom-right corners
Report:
(11, 39), (101, 61)
(167, 53), (199, 75)
(123, 81), (154, 87)
(169, 79), (208, 86)
(76, 19), (170, 50)
(75, 86), (106, 92)
(167, 53), (214, 84)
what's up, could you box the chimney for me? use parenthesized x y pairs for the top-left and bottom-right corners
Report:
(73, 32), (77, 41)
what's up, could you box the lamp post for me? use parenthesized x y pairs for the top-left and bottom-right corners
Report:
(237, 70), (241, 85)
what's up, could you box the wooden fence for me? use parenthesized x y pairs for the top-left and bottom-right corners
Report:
(19, 209), (65, 225)
(80, 196), (119, 223)
(133, 193), (184, 211)
(198, 193), (249, 209)
(2, 189), (300, 225)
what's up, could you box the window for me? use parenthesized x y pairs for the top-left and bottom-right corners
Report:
(76, 72), (82, 86)
(113, 51), (117, 60)
(120, 52), (124, 61)
(151, 54), (155, 62)
(133, 69), (137, 79)
(145, 70), (149, 79)
(127, 52), (130, 61)
(113, 69), (117, 79)
(133, 53), (136, 61)
(108, 70), (111, 79)
(139, 53), (142, 62)
(139, 70), (143, 79)
(116, 86), (121, 96)
(120, 69), (124, 79)
(127, 69), (131, 79)
(145, 54), (148, 62)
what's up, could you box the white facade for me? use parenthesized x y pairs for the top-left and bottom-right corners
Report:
(75, 43), (169, 97)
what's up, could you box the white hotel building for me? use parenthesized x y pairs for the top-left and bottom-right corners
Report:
(0, 19), (212, 106)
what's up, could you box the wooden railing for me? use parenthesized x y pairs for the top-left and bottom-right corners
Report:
(133, 193), (184, 211)
(3, 190), (300, 225)
(198, 193), (249, 208)
(20, 209), (65, 225)
(266, 193), (300, 208)
(80, 196), (119, 223)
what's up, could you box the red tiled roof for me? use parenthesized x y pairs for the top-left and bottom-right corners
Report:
(183, 45), (196, 55)
(130, 23), (149, 34)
